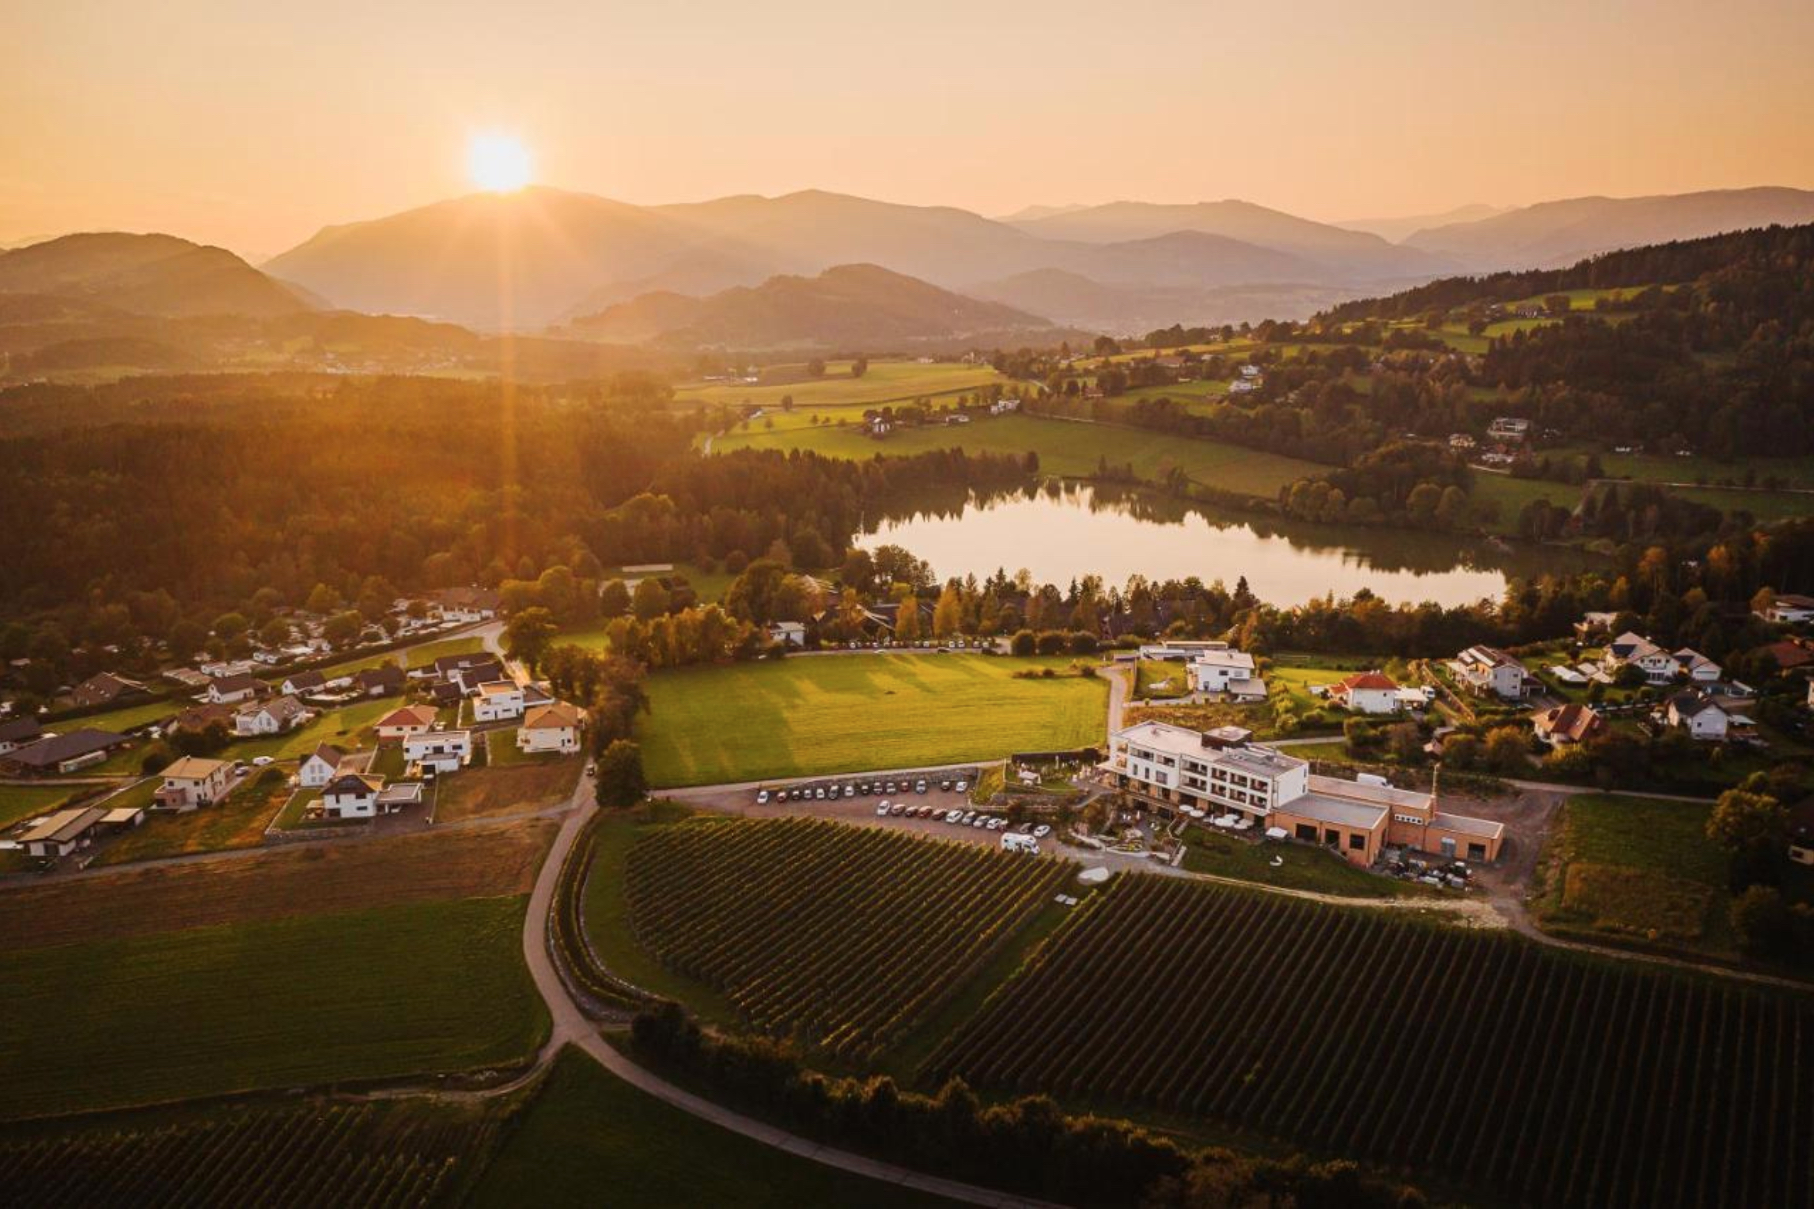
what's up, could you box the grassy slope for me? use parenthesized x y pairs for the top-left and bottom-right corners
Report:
(91, 774), (285, 866)
(0, 783), (85, 829)
(468, 1047), (945, 1208)
(713, 413), (1329, 499)
(1181, 829), (1428, 899)
(678, 360), (1002, 410)
(635, 654), (1107, 786)
(0, 894), (547, 1121)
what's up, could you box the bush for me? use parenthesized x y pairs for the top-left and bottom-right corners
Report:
(1009, 629), (1036, 657)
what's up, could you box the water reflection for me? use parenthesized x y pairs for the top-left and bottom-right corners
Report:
(858, 482), (1598, 608)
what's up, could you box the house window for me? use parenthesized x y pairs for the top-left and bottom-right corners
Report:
(1468, 843), (1487, 861)
(1348, 833), (1366, 851)
(1295, 824), (1317, 842)
(1323, 828), (1340, 847)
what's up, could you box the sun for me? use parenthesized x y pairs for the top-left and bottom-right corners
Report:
(467, 133), (533, 193)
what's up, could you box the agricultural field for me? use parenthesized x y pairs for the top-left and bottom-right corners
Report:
(635, 653), (1107, 786)
(0, 817), (555, 951)
(1531, 793), (1740, 958)
(0, 894), (547, 1121)
(678, 359), (1003, 411)
(924, 872), (1814, 1207)
(0, 1096), (504, 1207)
(434, 752), (583, 823)
(624, 817), (1072, 1059)
(468, 1047), (941, 1207)
(713, 412), (1332, 500)
(91, 772), (288, 867)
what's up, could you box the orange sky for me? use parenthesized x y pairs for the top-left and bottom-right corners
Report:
(5, 0), (1813, 259)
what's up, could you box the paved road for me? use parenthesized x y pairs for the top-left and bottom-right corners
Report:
(1099, 662), (1131, 733)
(521, 774), (1050, 1208)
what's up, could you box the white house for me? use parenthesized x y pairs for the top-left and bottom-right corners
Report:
(1187, 647), (1261, 696)
(403, 729), (473, 774)
(1452, 646), (1534, 700)
(207, 673), (264, 705)
(1330, 671), (1403, 715)
(1761, 593), (1814, 625)
(1602, 632), (1679, 684)
(473, 680), (525, 723)
(281, 670), (327, 696)
(321, 772), (384, 819)
(1672, 648), (1722, 683)
(1665, 690), (1730, 741)
(519, 702), (583, 755)
(376, 704), (438, 741)
(233, 694), (311, 737)
(429, 587), (500, 623)
(155, 756), (234, 810)
(298, 743), (347, 789)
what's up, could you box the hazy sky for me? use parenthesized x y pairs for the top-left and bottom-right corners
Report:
(5, 0), (1813, 259)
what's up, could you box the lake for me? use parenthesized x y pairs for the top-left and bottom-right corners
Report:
(858, 483), (1598, 608)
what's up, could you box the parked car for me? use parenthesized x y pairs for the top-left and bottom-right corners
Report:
(914, 779), (928, 793)
(252, 755), (274, 767)
(814, 787), (826, 800)
(756, 789), (770, 804)
(843, 785), (855, 798)
(889, 803), (906, 817)
(946, 809), (964, 823)
(961, 811), (977, 825)
(876, 801), (891, 816)
(939, 779), (952, 791)
(1033, 824), (1051, 839)
(954, 780), (968, 793)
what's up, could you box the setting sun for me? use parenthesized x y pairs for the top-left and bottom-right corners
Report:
(467, 133), (533, 192)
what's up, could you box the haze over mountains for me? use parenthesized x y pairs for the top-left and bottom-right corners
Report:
(7, 184), (1814, 378)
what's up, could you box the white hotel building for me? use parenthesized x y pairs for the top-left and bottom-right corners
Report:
(1103, 721), (1503, 866)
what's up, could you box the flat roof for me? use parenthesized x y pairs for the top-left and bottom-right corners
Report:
(1308, 773), (1431, 811)
(1277, 793), (1388, 830)
(1430, 811), (1506, 840)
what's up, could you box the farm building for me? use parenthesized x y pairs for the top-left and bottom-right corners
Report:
(1102, 721), (1502, 866)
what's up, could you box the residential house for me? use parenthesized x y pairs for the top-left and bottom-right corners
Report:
(234, 694), (311, 737)
(1762, 637), (1814, 672)
(403, 729), (472, 774)
(169, 702), (236, 738)
(0, 717), (44, 755)
(0, 729), (128, 776)
(519, 701), (583, 754)
(298, 743), (347, 789)
(1664, 689), (1730, 741)
(207, 673), (265, 705)
(354, 665), (405, 698)
(432, 653), (504, 694)
(377, 782), (424, 810)
(1452, 646), (1535, 700)
(321, 772), (384, 819)
(376, 704), (438, 742)
(1601, 632), (1678, 684)
(155, 755), (234, 809)
(1672, 648), (1722, 683)
(69, 672), (149, 709)
(199, 659), (257, 680)
(17, 807), (108, 859)
(1101, 721), (1502, 866)
(472, 680), (525, 723)
(1760, 593), (1814, 625)
(1329, 672), (1403, 715)
(282, 670), (327, 696)
(1789, 797), (1814, 866)
(1488, 416), (1530, 442)
(1532, 702), (1607, 746)
(428, 586), (500, 623)
(1187, 646), (1263, 698)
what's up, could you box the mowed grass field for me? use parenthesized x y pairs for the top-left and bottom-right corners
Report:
(0, 820), (557, 1120)
(468, 1047), (944, 1207)
(636, 654), (1108, 786)
(714, 413), (1329, 499)
(0, 895), (546, 1121)
(679, 359), (1003, 410)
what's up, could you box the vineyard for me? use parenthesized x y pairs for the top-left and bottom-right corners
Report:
(0, 1100), (500, 1207)
(623, 817), (1071, 1059)
(925, 873), (1814, 1207)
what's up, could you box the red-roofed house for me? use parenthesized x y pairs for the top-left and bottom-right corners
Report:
(1329, 672), (1402, 715)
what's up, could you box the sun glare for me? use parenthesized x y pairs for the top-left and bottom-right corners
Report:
(467, 133), (533, 192)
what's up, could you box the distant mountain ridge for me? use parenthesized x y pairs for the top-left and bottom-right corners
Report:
(0, 233), (312, 318)
(1404, 187), (1814, 269)
(564, 263), (1060, 350)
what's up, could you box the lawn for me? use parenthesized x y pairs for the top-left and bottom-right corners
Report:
(1532, 793), (1739, 957)
(1600, 450), (1814, 489)
(1133, 659), (1192, 699)
(1469, 472), (1584, 535)
(1180, 828), (1428, 899)
(714, 413), (1331, 500)
(0, 894), (548, 1121)
(91, 772), (288, 866)
(635, 654), (1108, 786)
(0, 782), (86, 830)
(677, 359), (1003, 411)
(56, 697), (181, 733)
(405, 635), (488, 668)
(435, 754), (583, 822)
(467, 1047), (945, 1208)
(226, 696), (394, 761)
